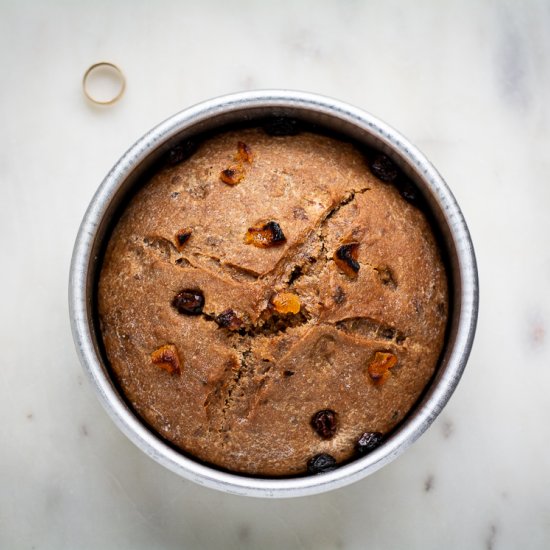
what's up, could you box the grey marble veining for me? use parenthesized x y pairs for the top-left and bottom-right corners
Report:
(1, 0), (549, 548)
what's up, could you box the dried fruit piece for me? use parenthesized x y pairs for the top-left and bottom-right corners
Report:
(263, 117), (301, 136)
(220, 167), (244, 185)
(174, 228), (192, 250)
(167, 139), (197, 166)
(307, 453), (337, 474)
(311, 410), (337, 439)
(151, 344), (181, 375)
(236, 141), (253, 164)
(369, 153), (399, 183)
(395, 178), (419, 204)
(215, 309), (243, 331)
(219, 142), (253, 186)
(334, 242), (360, 277)
(172, 289), (205, 315)
(287, 265), (303, 285)
(244, 221), (287, 248)
(356, 432), (384, 455)
(367, 351), (398, 385)
(271, 292), (301, 315)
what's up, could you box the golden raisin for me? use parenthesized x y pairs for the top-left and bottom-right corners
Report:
(219, 142), (253, 186)
(151, 344), (182, 375)
(367, 352), (397, 385)
(244, 221), (286, 248)
(334, 242), (360, 277)
(174, 228), (192, 250)
(220, 167), (244, 185)
(236, 141), (253, 164)
(272, 292), (301, 314)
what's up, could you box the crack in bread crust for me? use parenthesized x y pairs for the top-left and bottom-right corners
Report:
(140, 184), (411, 428)
(335, 317), (407, 345)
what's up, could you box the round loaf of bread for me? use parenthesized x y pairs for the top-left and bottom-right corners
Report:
(98, 127), (448, 476)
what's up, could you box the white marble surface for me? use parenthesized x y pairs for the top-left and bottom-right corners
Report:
(1, 0), (550, 548)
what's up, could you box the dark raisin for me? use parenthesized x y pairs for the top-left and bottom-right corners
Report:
(356, 432), (384, 456)
(395, 178), (419, 204)
(167, 139), (197, 166)
(335, 243), (360, 276)
(263, 117), (301, 136)
(265, 221), (286, 243)
(369, 153), (399, 183)
(307, 453), (337, 474)
(172, 289), (205, 315)
(311, 409), (338, 439)
(215, 309), (242, 330)
(175, 229), (192, 249)
(283, 370), (295, 377)
(176, 232), (191, 246)
(288, 265), (303, 285)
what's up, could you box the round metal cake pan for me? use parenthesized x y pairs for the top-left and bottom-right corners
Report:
(69, 90), (478, 498)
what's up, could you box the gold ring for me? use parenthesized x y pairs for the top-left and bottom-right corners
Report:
(82, 62), (126, 105)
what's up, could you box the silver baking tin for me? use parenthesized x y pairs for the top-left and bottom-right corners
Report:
(69, 90), (478, 498)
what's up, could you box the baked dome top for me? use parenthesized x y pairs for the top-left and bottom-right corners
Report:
(98, 128), (448, 476)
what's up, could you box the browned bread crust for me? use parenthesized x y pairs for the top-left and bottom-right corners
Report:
(98, 128), (448, 476)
